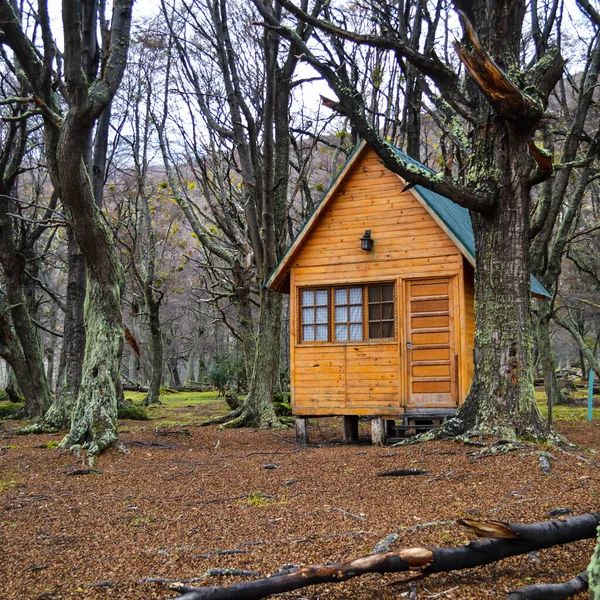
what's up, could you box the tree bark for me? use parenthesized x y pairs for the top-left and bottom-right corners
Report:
(143, 292), (163, 405)
(536, 298), (565, 406)
(59, 275), (123, 458)
(589, 526), (600, 599)
(220, 289), (282, 428)
(39, 230), (87, 431)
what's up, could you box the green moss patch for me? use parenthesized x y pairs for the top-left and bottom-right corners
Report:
(118, 405), (150, 421)
(0, 402), (22, 419)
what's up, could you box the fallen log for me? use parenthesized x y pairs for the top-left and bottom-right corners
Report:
(505, 570), (588, 599)
(164, 512), (599, 600)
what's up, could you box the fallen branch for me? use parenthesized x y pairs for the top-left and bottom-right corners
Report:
(164, 513), (599, 600)
(377, 469), (428, 477)
(505, 570), (588, 599)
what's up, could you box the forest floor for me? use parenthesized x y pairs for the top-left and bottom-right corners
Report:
(1, 392), (599, 600)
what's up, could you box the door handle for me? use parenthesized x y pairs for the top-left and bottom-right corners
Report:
(406, 340), (412, 350)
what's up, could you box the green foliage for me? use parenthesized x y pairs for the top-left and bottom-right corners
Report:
(44, 441), (59, 449)
(0, 402), (21, 419)
(118, 405), (150, 421)
(240, 490), (272, 508)
(273, 401), (292, 416)
(208, 349), (247, 395)
(0, 477), (19, 492)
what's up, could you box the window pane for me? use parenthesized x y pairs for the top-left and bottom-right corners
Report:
(335, 288), (347, 305)
(335, 324), (348, 341)
(382, 302), (394, 320)
(303, 308), (314, 325)
(303, 326), (314, 342)
(382, 285), (394, 302)
(369, 322), (381, 338)
(302, 290), (314, 306)
(316, 325), (328, 341)
(315, 290), (328, 306)
(382, 321), (394, 338)
(335, 306), (348, 323)
(349, 305), (362, 322)
(369, 303), (380, 321)
(316, 306), (328, 324)
(349, 323), (362, 341)
(349, 287), (362, 304)
(368, 286), (380, 302)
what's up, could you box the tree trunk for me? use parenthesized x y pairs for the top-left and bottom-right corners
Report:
(5, 366), (22, 403)
(143, 294), (163, 405)
(431, 124), (555, 442)
(218, 289), (281, 428)
(536, 298), (565, 406)
(59, 275), (123, 458)
(590, 526), (600, 600)
(36, 231), (87, 431)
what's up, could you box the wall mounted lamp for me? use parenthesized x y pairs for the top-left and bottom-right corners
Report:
(361, 230), (373, 251)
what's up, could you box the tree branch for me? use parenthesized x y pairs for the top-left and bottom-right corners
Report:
(166, 513), (600, 600)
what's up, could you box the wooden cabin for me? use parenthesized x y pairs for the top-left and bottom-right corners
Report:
(267, 141), (549, 444)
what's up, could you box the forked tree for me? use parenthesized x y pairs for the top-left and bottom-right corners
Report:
(0, 0), (134, 459)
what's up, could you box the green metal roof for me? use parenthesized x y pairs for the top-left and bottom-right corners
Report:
(267, 140), (551, 298)
(387, 145), (550, 298)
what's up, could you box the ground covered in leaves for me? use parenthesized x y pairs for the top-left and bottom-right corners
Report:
(1, 398), (599, 600)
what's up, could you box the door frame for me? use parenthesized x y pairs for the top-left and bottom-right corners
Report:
(401, 274), (460, 409)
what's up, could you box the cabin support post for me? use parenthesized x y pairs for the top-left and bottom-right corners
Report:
(371, 417), (386, 446)
(295, 417), (309, 444)
(343, 416), (359, 443)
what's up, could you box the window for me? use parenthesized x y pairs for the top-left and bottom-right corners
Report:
(368, 284), (395, 339)
(299, 283), (395, 343)
(334, 287), (363, 341)
(301, 289), (329, 342)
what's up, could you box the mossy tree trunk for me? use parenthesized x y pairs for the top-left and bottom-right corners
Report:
(0, 0), (134, 458)
(59, 274), (123, 456)
(220, 289), (281, 428)
(0, 115), (51, 417)
(590, 526), (600, 599)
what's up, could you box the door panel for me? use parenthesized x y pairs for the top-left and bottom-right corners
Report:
(405, 278), (457, 408)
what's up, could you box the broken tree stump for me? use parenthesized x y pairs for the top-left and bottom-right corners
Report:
(295, 417), (308, 444)
(371, 417), (385, 446)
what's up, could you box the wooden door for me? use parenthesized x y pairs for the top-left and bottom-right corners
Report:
(405, 278), (458, 408)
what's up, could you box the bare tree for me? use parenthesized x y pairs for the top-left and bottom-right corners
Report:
(155, 0), (326, 427)
(0, 0), (134, 460)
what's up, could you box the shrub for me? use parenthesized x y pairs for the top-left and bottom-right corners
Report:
(118, 405), (150, 421)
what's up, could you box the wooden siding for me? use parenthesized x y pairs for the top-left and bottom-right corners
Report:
(290, 148), (466, 416)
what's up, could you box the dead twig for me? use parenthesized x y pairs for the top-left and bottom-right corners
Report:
(330, 507), (367, 520)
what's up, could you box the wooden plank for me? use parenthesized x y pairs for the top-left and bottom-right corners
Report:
(413, 381), (451, 393)
(293, 406), (405, 417)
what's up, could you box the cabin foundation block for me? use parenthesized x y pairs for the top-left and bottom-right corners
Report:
(343, 416), (359, 443)
(371, 417), (386, 446)
(295, 417), (309, 444)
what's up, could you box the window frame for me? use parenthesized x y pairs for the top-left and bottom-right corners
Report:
(298, 282), (396, 345)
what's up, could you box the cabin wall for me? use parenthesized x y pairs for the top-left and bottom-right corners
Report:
(290, 148), (467, 416)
